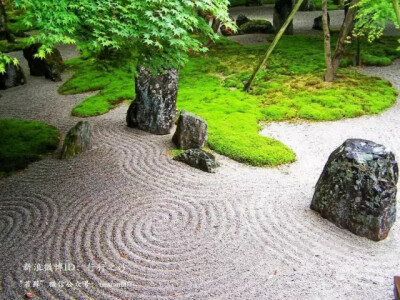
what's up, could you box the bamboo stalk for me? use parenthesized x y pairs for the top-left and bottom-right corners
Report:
(244, 0), (305, 92)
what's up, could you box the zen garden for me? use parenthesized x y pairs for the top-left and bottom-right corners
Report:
(1, 0), (400, 298)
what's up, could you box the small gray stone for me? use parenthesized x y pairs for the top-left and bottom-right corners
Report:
(0, 63), (26, 89)
(174, 149), (219, 173)
(61, 121), (93, 159)
(127, 66), (178, 135)
(172, 111), (208, 150)
(311, 139), (398, 241)
(312, 14), (330, 31)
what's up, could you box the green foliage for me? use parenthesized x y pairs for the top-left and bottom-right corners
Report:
(314, 0), (340, 10)
(61, 35), (398, 167)
(355, 0), (400, 41)
(14, 0), (234, 71)
(0, 53), (18, 73)
(0, 37), (28, 53)
(0, 119), (59, 178)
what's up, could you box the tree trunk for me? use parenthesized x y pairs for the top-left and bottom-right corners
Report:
(393, 0), (400, 26)
(244, 0), (304, 92)
(211, 18), (221, 33)
(331, 0), (359, 75)
(322, 0), (334, 82)
(127, 66), (178, 135)
(323, 0), (359, 81)
(0, 0), (13, 43)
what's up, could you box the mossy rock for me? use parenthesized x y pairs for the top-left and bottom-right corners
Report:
(61, 121), (93, 159)
(239, 19), (275, 34)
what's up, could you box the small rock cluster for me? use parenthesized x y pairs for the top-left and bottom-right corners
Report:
(172, 110), (219, 173)
(0, 43), (65, 90)
(311, 139), (398, 241)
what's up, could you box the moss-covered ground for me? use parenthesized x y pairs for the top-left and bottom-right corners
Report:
(59, 34), (399, 167)
(0, 119), (59, 178)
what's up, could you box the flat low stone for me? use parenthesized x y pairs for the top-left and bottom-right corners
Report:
(311, 139), (398, 241)
(172, 110), (208, 150)
(239, 19), (275, 34)
(61, 121), (93, 159)
(173, 149), (219, 173)
(0, 63), (26, 89)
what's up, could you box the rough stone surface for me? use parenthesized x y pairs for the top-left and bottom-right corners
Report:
(311, 139), (398, 241)
(239, 19), (275, 34)
(174, 149), (219, 173)
(60, 121), (93, 159)
(312, 14), (330, 31)
(273, 0), (295, 35)
(23, 43), (65, 81)
(127, 66), (178, 135)
(300, 0), (316, 11)
(172, 110), (208, 150)
(236, 14), (250, 27)
(0, 63), (26, 89)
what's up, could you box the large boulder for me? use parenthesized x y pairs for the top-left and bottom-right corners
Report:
(172, 111), (208, 150)
(127, 66), (178, 135)
(311, 139), (398, 241)
(273, 0), (295, 35)
(236, 14), (250, 27)
(61, 121), (93, 159)
(174, 149), (219, 173)
(0, 63), (26, 90)
(239, 19), (275, 34)
(312, 14), (330, 31)
(299, 0), (316, 11)
(23, 43), (65, 82)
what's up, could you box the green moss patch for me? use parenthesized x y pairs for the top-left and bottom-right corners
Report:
(59, 57), (136, 116)
(0, 119), (59, 178)
(59, 34), (398, 167)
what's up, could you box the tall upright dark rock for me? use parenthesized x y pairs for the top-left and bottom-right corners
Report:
(273, 0), (295, 35)
(311, 139), (398, 241)
(127, 66), (178, 135)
